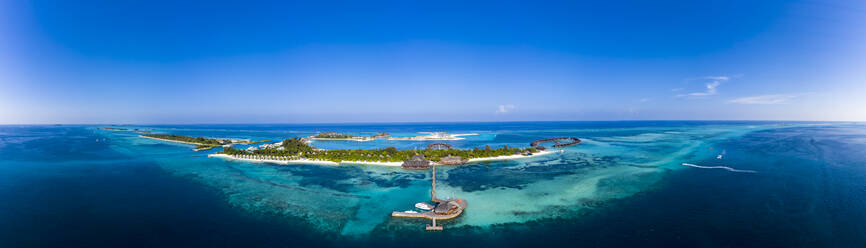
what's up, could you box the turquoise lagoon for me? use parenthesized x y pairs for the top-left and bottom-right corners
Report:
(2, 122), (866, 247)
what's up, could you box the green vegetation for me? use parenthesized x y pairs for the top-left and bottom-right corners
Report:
(310, 132), (378, 140)
(310, 132), (391, 140)
(221, 137), (537, 163)
(312, 132), (356, 139)
(142, 134), (269, 151)
(101, 127), (128, 131)
(145, 134), (225, 145)
(195, 144), (220, 150)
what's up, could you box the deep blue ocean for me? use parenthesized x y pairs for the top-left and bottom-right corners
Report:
(2, 121), (865, 247)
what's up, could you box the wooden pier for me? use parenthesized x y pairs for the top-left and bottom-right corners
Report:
(391, 163), (467, 231)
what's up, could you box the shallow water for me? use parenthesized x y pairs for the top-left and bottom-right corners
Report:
(2, 122), (865, 247)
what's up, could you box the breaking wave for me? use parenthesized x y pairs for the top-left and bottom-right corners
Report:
(681, 163), (757, 173)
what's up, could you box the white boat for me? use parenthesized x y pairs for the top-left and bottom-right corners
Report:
(415, 202), (433, 210)
(403, 210), (418, 214)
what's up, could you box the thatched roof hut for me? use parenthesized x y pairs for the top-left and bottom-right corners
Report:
(434, 200), (461, 215)
(402, 154), (430, 170)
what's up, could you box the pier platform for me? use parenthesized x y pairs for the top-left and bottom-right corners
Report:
(391, 198), (467, 220)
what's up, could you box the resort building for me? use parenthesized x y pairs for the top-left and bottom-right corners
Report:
(259, 142), (283, 149)
(438, 155), (467, 165)
(402, 155), (430, 170)
(433, 200), (462, 215)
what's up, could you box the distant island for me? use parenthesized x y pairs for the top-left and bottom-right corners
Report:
(386, 132), (477, 141)
(100, 127), (128, 131)
(309, 132), (389, 141)
(99, 127), (151, 133)
(140, 134), (269, 151)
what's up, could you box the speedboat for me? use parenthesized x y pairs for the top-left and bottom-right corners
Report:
(415, 202), (434, 210)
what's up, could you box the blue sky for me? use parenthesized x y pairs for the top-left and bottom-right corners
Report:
(1, 0), (864, 124)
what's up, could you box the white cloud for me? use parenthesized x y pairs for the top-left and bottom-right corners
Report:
(728, 94), (798, 104)
(677, 76), (729, 98)
(703, 76), (730, 81)
(639, 98), (650, 102)
(495, 104), (515, 114)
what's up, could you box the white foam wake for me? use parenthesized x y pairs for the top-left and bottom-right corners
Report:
(681, 163), (757, 173)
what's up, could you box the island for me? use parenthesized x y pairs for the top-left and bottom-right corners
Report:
(305, 131), (478, 142)
(133, 128), (152, 134)
(210, 137), (555, 168)
(99, 127), (151, 133)
(140, 134), (269, 151)
(386, 132), (477, 141)
(100, 127), (129, 131)
(309, 132), (389, 141)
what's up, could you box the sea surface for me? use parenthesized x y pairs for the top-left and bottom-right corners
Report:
(1, 121), (866, 247)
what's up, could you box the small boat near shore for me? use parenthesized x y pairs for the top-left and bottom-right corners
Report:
(415, 202), (434, 210)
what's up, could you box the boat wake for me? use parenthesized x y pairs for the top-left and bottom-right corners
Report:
(681, 163), (757, 173)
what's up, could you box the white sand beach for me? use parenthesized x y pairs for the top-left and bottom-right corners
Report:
(463, 149), (560, 164)
(309, 137), (376, 142)
(208, 154), (403, 166)
(209, 149), (559, 167)
(386, 132), (478, 141)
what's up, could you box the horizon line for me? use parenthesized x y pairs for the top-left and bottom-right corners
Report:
(1, 120), (860, 126)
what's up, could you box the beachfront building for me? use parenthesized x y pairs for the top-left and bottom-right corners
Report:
(438, 155), (467, 165)
(402, 155), (430, 170)
(259, 142), (283, 149)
